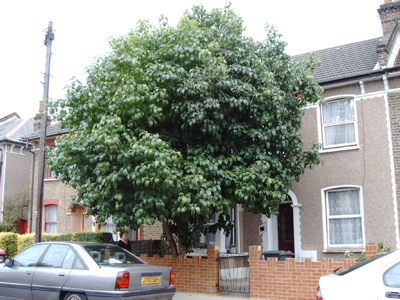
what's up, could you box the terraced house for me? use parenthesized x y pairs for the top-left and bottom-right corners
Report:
(241, 0), (400, 261)
(0, 113), (33, 234)
(7, 0), (400, 262)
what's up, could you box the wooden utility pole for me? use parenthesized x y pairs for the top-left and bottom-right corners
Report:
(35, 21), (54, 243)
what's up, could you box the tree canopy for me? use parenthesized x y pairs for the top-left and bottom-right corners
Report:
(48, 4), (322, 256)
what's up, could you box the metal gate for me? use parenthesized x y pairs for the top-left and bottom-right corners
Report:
(218, 253), (250, 293)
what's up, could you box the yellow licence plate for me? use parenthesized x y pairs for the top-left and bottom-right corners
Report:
(141, 276), (161, 285)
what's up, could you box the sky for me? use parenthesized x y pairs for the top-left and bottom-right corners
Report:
(1, 0), (384, 119)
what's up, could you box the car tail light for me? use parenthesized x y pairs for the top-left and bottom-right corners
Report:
(316, 285), (323, 300)
(115, 271), (130, 289)
(169, 270), (175, 285)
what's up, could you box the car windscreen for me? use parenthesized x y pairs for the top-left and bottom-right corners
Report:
(84, 245), (145, 265)
(338, 252), (390, 275)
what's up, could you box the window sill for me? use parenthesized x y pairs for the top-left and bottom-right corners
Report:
(44, 178), (59, 181)
(320, 145), (360, 153)
(323, 248), (364, 253)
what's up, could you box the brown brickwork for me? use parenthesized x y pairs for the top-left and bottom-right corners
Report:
(140, 244), (380, 299)
(377, 1), (400, 66)
(248, 245), (379, 300)
(141, 245), (220, 294)
(30, 139), (93, 235)
(388, 92), (400, 239)
(379, 1), (400, 36)
(139, 220), (163, 240)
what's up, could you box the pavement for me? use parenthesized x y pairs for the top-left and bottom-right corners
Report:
(173, 292), (250, 299)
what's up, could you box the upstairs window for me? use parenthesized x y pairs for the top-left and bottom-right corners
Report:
(321, 98), (357, 150)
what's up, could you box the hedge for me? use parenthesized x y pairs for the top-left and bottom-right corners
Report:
(0, 231), (114, 258)
(0, 224), (15, 233)
(0, 233), (18, 258)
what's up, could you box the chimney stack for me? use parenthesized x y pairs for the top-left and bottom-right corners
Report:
(377, 0), (400, 66)
(33, 100), (51, 131)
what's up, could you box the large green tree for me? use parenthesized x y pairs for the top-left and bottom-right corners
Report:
(48, 5), (322, 256)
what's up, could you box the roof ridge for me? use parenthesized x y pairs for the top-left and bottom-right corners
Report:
(294, 37), (382, 57)
(0, 113), (21, 125)
(5, 118), (30, 139)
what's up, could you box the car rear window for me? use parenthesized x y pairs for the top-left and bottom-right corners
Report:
(338, 252), (389, 275)
(84, 245), (145, 265)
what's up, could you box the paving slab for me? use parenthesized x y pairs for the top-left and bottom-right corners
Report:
(173, 292), (250, 299)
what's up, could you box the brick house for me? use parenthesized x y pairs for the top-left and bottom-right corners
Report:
(24, 112), (158, 241)
(20, 0), (400, 260)
(237, 0), (400, 261)
(0, 113), (34, 233)
(24, 115), (95, 236)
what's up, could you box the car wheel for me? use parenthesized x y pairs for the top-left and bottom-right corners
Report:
(63, 292), (87, 300)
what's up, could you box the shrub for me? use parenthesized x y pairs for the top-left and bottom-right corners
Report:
(42, 233), (73, 242)
(2, 231), (115, 257)
(0, 233), (18, 258)
(18, 233), (35, 252)
(0, 223), (15, 233)
(72, 231), (114, 243)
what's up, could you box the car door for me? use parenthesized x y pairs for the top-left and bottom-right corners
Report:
(0, 243), (49, 300)
(378, 261), (400, 299)
(31, 244), (74, 300)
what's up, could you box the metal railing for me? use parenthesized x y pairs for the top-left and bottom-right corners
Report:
(218, 253), (250, 293)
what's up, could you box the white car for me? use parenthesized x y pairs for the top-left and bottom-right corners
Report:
(316, 250), (400, 300)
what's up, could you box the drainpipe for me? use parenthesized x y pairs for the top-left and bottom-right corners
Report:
(0, 147), (5, 223)
(0, 148), (2, 179)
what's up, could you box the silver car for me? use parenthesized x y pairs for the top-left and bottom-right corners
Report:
(0, 241), (175, 300)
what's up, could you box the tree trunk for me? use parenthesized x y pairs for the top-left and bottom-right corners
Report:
(177, 221), (189, 255)
(162, 221), (178, 258)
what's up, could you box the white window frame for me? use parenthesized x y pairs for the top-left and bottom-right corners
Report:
(321, 186), (365, 251)
(45, 204), (58, 233)
(198, 209), (236, 250)
(101, 216), (117, 241)
(318, 96), (359, 152)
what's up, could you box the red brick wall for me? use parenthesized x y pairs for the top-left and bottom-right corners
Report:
(140, 244), (379, 299)
(140, 245), (220, 294)
(248, 245), (379, 299)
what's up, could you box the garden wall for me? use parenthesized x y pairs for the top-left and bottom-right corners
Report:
(140, 244), (380, 299)
(140, 245), (220, 294)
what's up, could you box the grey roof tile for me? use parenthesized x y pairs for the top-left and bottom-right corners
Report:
(294, 37), (382, 83)
(0, 114), (34, 143)
(24, 122), (68, 140)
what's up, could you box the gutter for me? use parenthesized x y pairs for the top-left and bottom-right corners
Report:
(318, 66), (400, 87)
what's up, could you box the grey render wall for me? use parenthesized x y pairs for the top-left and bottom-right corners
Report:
(291, 75), (399, 260)
(1, 143), (33, 222)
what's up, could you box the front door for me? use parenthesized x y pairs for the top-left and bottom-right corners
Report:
(278, 203), (294, 253)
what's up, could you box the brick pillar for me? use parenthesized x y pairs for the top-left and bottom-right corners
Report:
(248, 245), (263, 262)
(207, 245), (220, 294)
(207, 245), (219, 259)
(365, 244), (379, 258)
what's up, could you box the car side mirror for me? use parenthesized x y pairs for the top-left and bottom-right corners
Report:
(4, 259), (13, 267)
